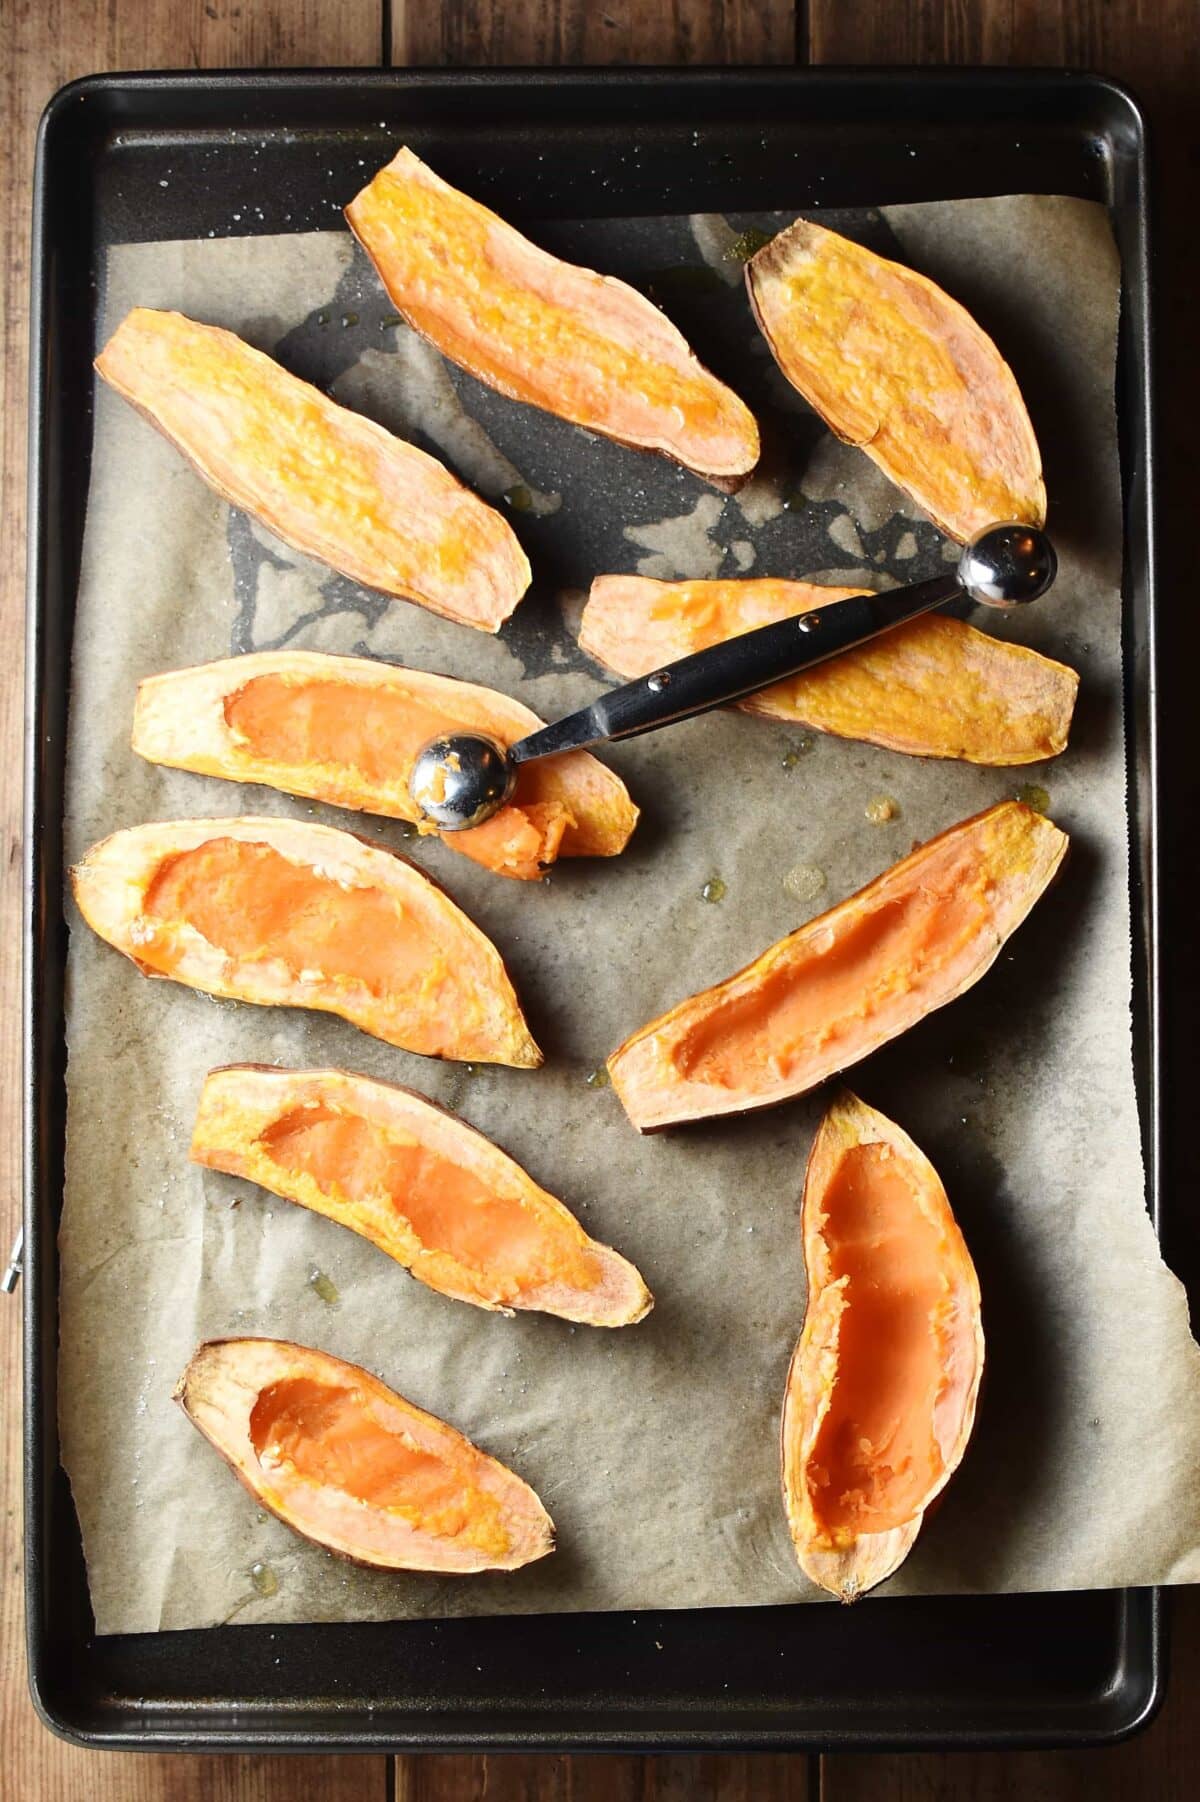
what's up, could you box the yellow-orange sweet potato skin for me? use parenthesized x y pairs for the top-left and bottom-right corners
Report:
(608, 802), (1067, 1131)
(782, 1093), (984, 1601)
(175, 1337), (555, 1573)
(346, 147), (760, 488)
(70, 816), (540, 1067)
(581, 576), (1077, 765)
(95, 308), (530, 631)
(192, 1064), (652, 1325)
(132, 650), (638, 881)
(747, 220), (1045, 542)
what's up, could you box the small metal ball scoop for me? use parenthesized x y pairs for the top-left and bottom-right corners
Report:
(410, 521), (1057, 832)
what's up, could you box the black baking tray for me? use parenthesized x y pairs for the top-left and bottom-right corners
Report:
(24, 68), (1162, 1751)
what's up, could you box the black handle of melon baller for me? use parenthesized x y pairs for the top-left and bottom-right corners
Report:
(514, 522), (1055, 762)
(409, 523), (1057, 831)
(515, 573), (959, 762)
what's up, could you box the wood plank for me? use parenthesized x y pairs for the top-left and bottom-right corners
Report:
(27, 1756), (393, 1802)
(1, 5), (386, 1798)
(808, 4), (1200, 1800)
(808, 0), (1200, 79)
(393, 0), (797, 67)
(397, 1754), (817, 1800)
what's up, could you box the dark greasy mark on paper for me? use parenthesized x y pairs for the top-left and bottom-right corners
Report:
(227, 513), (391, 656)
(270, 256), (381, 392)
(223, 208), (960, 672)
(228, 510), (290, 653)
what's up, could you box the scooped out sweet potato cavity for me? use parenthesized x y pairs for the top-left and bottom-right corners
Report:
(782, 1093), (984, 1600)
(346, 147), (760, 488)
(608, 802), (1066, 1130)
(95, 308), (529, 631)
(581, 576), (1077, 765)
(176, 1338), (554, 1573)
(192, 1065), (652, 1324)
(746, 219), (1045, 541)
(133, 650), (638, 881)
(70, 816), (539, 1066)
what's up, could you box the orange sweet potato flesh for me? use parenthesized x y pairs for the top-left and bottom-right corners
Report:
(747, 220), (1045, 542)
(608, 801), (1066, 1131)
(782, 1092), (983, 1601)
(193, 1065), (652, 1325)
(133, 650), (638, 881)
(70, 816), (539, 1066)
(95, 308), (530, 632)
(582, 576), (1077, 765)
(346, 147), (760, 489)
(175, 1337), (554, 1573)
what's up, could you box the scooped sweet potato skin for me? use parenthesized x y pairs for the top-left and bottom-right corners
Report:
(70, 816), (540, 1066)
(581, 576), (1077, 765)
(132, 650), (638, 880)
(175, 1337), (554, 1573)
(346, 147), (760, 489)
(746, 219), (1045, 541)
(608, 802), (1066, 1131)
(192, 1064), (652, 1325)
(95, 308), (530, 631)
(782, 1093), (984, 1601)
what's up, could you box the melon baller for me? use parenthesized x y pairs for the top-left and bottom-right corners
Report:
(409, 521), (1057, 833)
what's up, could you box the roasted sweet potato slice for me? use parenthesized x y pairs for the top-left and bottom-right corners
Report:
(133, 650), (638, 881)
(746, 220), (1045, 541)
(346, 147), (759, 489)
(71, 816), (539, 1066)
(783, 1092), (984, 1601)
(608, 802), (1066, 1131)
(581, 576), (1077, 765)
(95, 308), (530, 631)
(176, 1337), (554, 1573)
(193, 1065), (652, 1324)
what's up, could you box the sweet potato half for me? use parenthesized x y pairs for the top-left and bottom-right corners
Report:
(193, 1065), (652, 1325)
(95, 308), (530, 631)
(581, 576), (1077, 765)
(608, 802), (1066, 1131)
(346, 147), (760, 489)
(783, 1092), (984, 1601)
(71, 816), (539, 1066)
(746, 220), (1045, 542)
(133, 650), (638, 881)
(176, 1337), (554, 1573)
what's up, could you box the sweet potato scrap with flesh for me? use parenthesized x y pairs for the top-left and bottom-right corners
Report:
(782, 1091), (984, 1601)
(747, 219), (1045, 541)
(608, 802), (1067, 1130)
(192, 1065), (652, 1325)
(95, 308), (530, 632)
(70, 816), (539, 1066)
(133, 650), (638, 881)
(581, 576), (1077, 765)
(346, 147), (760, 489)
(175, 1337), (554, 1573)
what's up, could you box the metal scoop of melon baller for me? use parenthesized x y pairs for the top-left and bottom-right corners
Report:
(410, 521), (1057, 832)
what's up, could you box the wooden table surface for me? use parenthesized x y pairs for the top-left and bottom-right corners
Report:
(4, 1), (1199, 1796)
